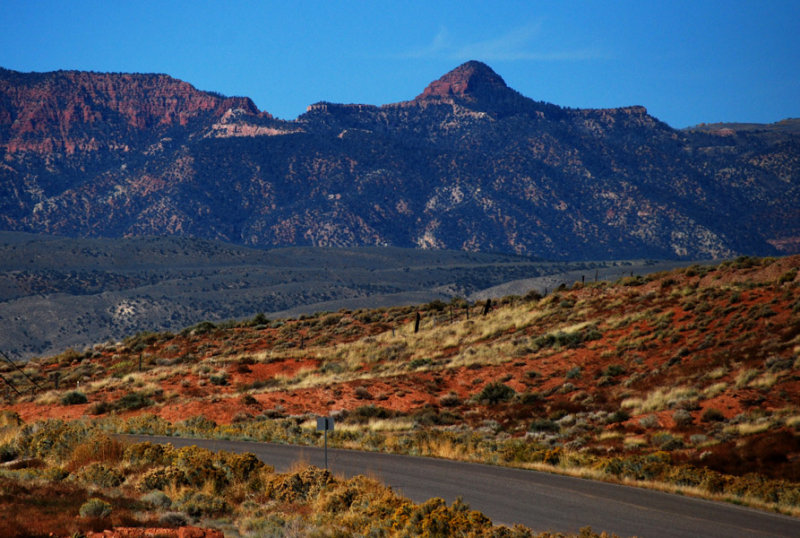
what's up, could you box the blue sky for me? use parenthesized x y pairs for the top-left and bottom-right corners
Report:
(2, 1), (798, 127)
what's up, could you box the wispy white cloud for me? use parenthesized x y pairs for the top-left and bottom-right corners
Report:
(399, 23), (606, 62)
(403, 26), (453, 59)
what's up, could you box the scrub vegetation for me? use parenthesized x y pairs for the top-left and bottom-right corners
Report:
(2, 254), (800, 534)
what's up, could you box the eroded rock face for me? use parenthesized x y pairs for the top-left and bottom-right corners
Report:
(0, 69), (264, 155)
(416, 60), (511, 100)
(1, 62), (798, 259)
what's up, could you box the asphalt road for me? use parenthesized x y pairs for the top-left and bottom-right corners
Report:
(122, 435), (800, 537)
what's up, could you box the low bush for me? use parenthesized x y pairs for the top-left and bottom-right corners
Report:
(354, 386), (373, 400)
(176, 491), (229, 517)
(73, 462), (124, 487)
(476, 382), (515, 404)
(439, 392), (461, 407)
(124, 441), (175, 468)
(60, 391), (87, 406)
(348, 405), (394, 423)
(529, 418), (559, 433)
(702, 408), (725, 423)
(673, 409), (694, 428)
(79, 498), (112, 518)
(608, 410), (630, 424)
(159, 512), (188, 527)
(141, 490), (172, 510)
(116, 391), (153, 411)
(209, 373), (228, 386)
(265, 467), (334, 503)
(532, 325), (602, 350)
(518, 391), (542, 405)
(88, 401), (112, 415)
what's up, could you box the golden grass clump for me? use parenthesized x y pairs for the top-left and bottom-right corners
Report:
(621, 386), (698, 415)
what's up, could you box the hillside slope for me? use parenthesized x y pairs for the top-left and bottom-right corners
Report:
(4, 232), (677, 358)
(4, 256), (799, 498)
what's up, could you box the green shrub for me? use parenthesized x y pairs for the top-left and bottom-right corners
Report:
(209, 373), (228, 386)
(60, 391), (88, 405)
(180, 415), (217, 434)
(701, 408), (725, 422)
(181, 320), (217, 336)
(141, 490), (172, 510)
(74, 462), (124, 487)
(176, 491), (230, 517)
(88, 401), (112, 415)
(673, 409), (693, 428)
(15, 419), (94, 461)
(348, 405), (394, 423)
(117, 391), (153, 410)
(532, 325), (601, 351)
(173, 446), (229, 492)
(778, 269), (797, 284)
(608, 410), (630, 423)
(518, 391), (542, 405)
(476, 382), (516, 404)
(124, 413), (175, 435)
(391, 496), (496, 536)
(139, 466), (188, 491)
(354, 386), (373, 400)
(651, 432), (684, 451)
(529, 418), (559, 432)
(408, 357), (432, 369)
(439, 392), (461, 407)
(265, 467), (334, 503)
(160, 512), (188, 526)
(0, 443), (19, 462)
(603, 364), (626, 377)
(79, 498), (112, 518)
(412, 408), (460, 427)
(241, 394), (258, 406)
(218, 451), (266, 483)
(124, 441), (175, 468)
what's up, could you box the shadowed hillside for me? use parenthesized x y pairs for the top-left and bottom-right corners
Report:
(2, 62), (798, 259)
(0, 232), (694, 359)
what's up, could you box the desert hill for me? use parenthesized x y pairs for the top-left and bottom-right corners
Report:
(1, 255), (799, 534)
(3, 255), (799, 487)
(2, 62), (798, 259)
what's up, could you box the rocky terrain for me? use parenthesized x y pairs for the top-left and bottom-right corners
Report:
(2, 62), (798, 259)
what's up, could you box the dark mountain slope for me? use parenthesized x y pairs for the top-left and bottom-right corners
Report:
(1, 62), (798, 259)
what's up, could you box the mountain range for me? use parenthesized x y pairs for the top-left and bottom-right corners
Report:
(1, 61), (798, 259)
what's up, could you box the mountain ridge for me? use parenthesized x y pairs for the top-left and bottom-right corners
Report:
(1, 61), (798, 259)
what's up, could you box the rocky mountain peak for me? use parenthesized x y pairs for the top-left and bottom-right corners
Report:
(416, 60), (511, 101)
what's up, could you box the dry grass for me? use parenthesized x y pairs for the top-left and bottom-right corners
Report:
(597, 431), (623, 441)
(785, 415), (800, 428)
(33, 390), (61, 405)
(735, 368), (760, 388)
(750, 372), (778, 389)
(702, 382), (728, 398)
(623, 435), (648, 448)
(705, 366), (728, 380)
(621, 386), (698, 415)
(725, 420), (774, 436)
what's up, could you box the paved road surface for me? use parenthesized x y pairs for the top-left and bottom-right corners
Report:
(122, 435), (800, 537)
